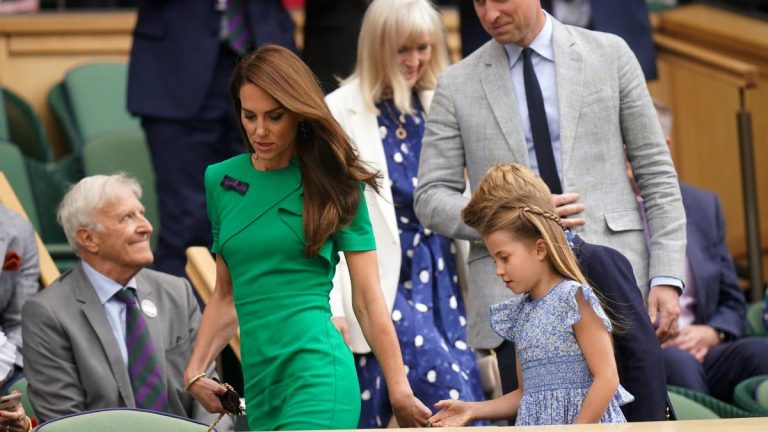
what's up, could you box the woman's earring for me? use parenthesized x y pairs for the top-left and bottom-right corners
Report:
(300, 122), (309, 141)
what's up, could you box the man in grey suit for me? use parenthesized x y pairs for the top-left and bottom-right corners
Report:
(414, 0), (686, 394)
(21, 174), (222, 426)
(0, 205), (39, 388)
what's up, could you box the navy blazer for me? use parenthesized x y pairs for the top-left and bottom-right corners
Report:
(681, 183), (746, 338)
(572, 235), (667, 421)
(127, 0), (296, 119)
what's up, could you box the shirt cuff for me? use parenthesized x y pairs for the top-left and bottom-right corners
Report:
(650, 276), (684, 295)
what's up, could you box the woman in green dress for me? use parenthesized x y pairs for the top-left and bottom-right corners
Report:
(183, 44), (431, 430)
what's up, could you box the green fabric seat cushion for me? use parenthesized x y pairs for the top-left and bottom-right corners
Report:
(34, 408), (211, 432)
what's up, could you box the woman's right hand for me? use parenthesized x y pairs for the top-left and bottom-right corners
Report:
(428, 399), (474, 427)
(186, 376), (229, 414)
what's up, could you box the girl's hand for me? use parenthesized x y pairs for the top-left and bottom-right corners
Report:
(391, 393), (432, 427)
(429, 399), (474, 427)
(186, 376), (228, 414)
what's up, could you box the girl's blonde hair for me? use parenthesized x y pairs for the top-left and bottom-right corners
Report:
(344, 0), (449, 114)
(462, 164), (586, 285)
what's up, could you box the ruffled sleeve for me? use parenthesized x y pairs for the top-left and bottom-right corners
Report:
(489, 297), (525, 341)
(562, 281), (613, 333)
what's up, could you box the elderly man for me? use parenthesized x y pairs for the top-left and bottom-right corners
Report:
(21, 174), (223, 425)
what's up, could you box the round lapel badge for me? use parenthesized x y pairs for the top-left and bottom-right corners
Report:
(141, 299), (158, 318)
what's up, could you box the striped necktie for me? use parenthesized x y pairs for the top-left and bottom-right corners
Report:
(225, 0), (252, 55)
(113, 288), (169, 412)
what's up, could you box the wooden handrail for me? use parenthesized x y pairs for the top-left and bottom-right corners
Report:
(185, 246), (241, 361)
(654, 33), (758, 89)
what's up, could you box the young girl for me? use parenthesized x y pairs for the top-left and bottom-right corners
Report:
(428, 166), (633, 426)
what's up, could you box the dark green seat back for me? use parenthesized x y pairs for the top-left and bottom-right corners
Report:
(48, 82), (82, 155)
(668, 391), (720, 420)
(1, 88), (52, 162)
(0, 142), (40, 232)
(745, 302), (766, 337)
(733, 374), (768, 416)
(62, 62), (141, 144)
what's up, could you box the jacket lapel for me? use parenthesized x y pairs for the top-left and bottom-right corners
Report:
(552, 20), (584, 188)
(345, 87), (400, 245)
(74, 264), (135, 406)
(479, 42), (529, 165)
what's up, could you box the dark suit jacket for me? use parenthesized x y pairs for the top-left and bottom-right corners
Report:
(127, 0), (296, 119)
(21, 264), (217, 423)
(572, 235), (667, 421)
(681, 183), (745, 338)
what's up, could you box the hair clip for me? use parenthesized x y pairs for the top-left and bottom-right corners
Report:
(220, 175), (249, 196)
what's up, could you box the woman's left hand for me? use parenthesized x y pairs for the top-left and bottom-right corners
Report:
(0, 396), (31, 432)
(391, 393), (432, 427)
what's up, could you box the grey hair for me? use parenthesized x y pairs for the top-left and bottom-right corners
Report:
(57, 173), (143, 252)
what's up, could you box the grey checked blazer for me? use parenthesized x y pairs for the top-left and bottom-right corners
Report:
(414, 18), (686, 349)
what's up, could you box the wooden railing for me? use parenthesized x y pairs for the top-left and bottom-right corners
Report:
(649, 3), (768, 299)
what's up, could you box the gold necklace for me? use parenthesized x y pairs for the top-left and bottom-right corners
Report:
(382, 100), (407, 140)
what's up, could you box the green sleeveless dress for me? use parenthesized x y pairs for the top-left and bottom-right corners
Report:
(205, 155), (374, 430)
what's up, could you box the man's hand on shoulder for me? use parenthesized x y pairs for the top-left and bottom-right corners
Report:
(553, 193), (586, 228)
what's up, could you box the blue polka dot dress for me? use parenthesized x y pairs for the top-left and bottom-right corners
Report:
(354, 97), (486, 428)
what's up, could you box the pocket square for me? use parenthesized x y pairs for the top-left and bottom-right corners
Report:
(2, 251), (20, 272)
(220, 175), (249, 195)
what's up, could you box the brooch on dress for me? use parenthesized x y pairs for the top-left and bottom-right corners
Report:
(220, 175), (249, 195)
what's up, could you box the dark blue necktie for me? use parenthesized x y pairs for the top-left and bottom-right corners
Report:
(522, 47), (562, 194)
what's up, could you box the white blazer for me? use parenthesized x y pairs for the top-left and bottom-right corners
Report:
(326, 79), (462, 353)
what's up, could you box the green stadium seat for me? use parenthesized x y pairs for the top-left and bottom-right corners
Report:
(1, 87), (53, 162)
(34, 408), (212, 432)
(733, 374), (768, 416)
(745, 302), (766, 337)
(61, 62), (141, 144)
(668, 385), (752, 419)
(82, 129), (159, 248)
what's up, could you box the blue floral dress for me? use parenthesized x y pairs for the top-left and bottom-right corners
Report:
(353, 97), (486, 428)
(490, 278), (634, 425)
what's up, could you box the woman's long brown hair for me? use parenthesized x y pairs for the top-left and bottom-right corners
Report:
(229, 44), (380, 257)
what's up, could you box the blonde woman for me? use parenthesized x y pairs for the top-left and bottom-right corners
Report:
(326, 0), (485, 427)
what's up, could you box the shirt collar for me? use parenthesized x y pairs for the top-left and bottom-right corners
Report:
(81, 260), (139, 305)
(504, 10), (555, 67)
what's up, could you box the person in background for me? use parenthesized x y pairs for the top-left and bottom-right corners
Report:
(629, 102), (768, 402)
(0, 0), (38, 14)
(21, 174), (224, 427)
(127, 0), (296, 278)
(303, 0), (369, 93)
(184, 44), (431, 431)
(326, 0), (486, 427)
